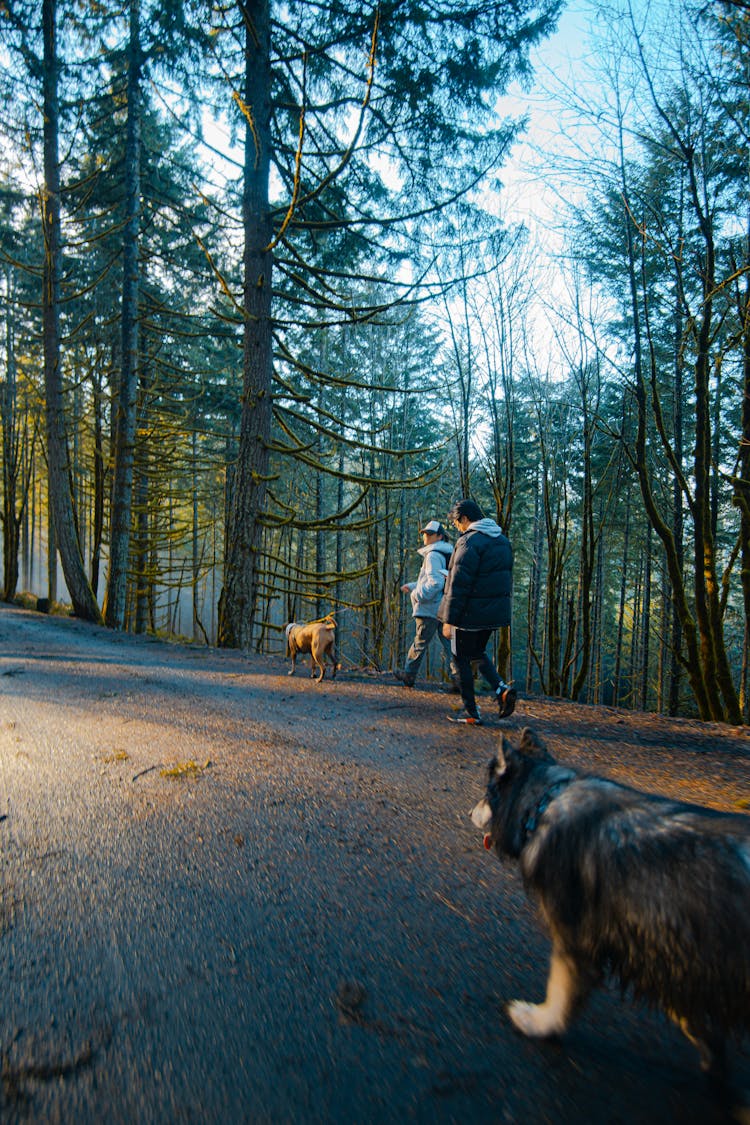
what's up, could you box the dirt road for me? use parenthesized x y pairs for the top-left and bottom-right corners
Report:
(0, 605), (747, 1123)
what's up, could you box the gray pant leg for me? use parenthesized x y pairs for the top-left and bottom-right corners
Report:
(406, 617), (458, 681)
(404, 617), (437, 679)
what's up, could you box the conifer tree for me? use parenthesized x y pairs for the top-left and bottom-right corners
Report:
(213, 0), (562, 647)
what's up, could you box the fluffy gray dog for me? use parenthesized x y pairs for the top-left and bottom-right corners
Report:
(472, 727), (750, 1097)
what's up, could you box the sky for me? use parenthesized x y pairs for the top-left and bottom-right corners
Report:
(496, 0), (600, 238)
(485, 0), (666, 371)
(492, 0), (664, 262)
(496, 0), (680, 244)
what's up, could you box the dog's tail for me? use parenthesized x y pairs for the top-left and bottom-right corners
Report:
(288, 613), (336, 630)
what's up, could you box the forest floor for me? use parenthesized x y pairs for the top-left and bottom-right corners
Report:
(348, 664), (750, 814)
(0, 603), (748, 1123)
(9, 591), (750, 817)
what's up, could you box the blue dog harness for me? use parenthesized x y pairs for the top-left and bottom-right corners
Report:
(523, 774), (575, 843)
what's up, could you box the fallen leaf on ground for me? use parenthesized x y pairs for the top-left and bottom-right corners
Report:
(160, 759), (211, 780)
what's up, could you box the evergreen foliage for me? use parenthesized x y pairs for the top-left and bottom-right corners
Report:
(0, 0), (748, 720)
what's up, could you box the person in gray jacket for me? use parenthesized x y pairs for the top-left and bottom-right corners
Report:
(393, 521), (459, 689)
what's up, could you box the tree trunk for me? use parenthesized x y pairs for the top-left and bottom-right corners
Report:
(668, 250), (685, 715)
(192, 426), (203, 643)
(105, 0), (142, 629)
(640, 522), (652, 710)
(133, 443), (149, 635)
(687, 171), (741, 723)
(525, 472), (543, 693)
(618, 153), (709, 718)
(541, 455), (567, 697)
(41, 0), (101, 623)
(2, 298), (22, 602)
(47, 505), (57, 603)
(613, 472), (631, 708)
(591, 522), (604, 704)
(218, 0), (273, 649)
(571, 368), (595, 701)
(733, 241), (750, 721)
(91, 369), (105, 598)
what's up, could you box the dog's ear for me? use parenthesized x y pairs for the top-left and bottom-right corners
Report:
(489, 737), (513, 780)
(519, 726), (554, 762)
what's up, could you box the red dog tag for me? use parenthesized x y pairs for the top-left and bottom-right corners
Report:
(483, 833), (492, 850)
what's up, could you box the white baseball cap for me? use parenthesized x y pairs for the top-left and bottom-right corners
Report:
(420, 520), (445, 535)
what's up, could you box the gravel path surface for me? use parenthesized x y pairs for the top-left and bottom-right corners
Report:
(0, 605), (747, 1123)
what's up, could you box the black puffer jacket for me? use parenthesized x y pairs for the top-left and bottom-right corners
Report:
(438, 520), (512, 629)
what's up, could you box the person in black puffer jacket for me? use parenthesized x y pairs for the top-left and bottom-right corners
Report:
(438, 498), (516, 725)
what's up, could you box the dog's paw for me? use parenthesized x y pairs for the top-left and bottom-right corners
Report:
(507, 1000), (563, 1038)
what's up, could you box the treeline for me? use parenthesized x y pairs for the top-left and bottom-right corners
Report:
(0, 0), (748, 723)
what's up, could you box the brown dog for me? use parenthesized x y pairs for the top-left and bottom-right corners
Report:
(284, 618), (338, 682)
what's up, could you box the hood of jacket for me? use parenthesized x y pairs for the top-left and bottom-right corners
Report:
(466, 518), (503, 538)
(417, 540), (453, 560)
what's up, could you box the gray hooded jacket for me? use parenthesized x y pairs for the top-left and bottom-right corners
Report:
(405, 540), (453, 619)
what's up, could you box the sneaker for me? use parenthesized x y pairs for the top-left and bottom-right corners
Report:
(393, 669), (415, 687)
(447, 707), (483, 725)
(497, 686), (517, 718)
